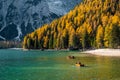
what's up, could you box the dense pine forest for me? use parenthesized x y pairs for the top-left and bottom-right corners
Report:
(23, 0), (120, 49)
(0, 41), (22, 49)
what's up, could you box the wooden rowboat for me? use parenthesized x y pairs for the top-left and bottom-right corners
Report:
(75, 63), (85, 67)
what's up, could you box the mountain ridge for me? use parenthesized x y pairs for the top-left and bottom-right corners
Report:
(0, 0), (82, 41)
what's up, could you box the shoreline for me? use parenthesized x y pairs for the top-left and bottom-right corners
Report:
(83, 49), (120, 57)
(4, 48), (120, 57)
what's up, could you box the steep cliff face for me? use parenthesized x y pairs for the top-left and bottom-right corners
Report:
(0, 0), (81, 41)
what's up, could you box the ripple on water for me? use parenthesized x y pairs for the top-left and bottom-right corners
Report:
(0, 49), (120, 80)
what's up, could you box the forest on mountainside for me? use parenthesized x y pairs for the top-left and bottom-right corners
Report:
(23, 0), (120, 49)
(0, 41), (22, 49)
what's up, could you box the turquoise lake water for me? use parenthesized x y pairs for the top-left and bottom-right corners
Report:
(0, 49), (120, 80)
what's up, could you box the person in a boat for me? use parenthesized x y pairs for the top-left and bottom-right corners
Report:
(76, 62), (81, 64)
(78, 62), (81, 64)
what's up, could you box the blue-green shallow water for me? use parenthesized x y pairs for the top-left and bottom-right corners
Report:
(0, 49), (120, 80)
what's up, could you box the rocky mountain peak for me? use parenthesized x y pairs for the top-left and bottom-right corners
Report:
(0, 0), (82, 41)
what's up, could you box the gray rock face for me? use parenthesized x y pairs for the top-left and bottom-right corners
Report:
(0, 0), (81, 41)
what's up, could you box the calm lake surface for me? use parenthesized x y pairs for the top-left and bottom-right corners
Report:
(0, 49), (120, 80)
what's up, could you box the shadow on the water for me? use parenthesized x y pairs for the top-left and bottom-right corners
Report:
(71, 64), (91, 68)
(77, 65), (90, 68)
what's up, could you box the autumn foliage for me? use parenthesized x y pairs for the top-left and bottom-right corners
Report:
(23, 0), (120, 49)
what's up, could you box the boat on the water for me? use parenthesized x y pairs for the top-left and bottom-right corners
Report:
(75, 62), (85, 67)
(67, 56), (75, 59)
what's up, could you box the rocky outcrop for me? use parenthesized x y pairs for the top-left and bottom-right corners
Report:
(0, 0), (81, 41)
